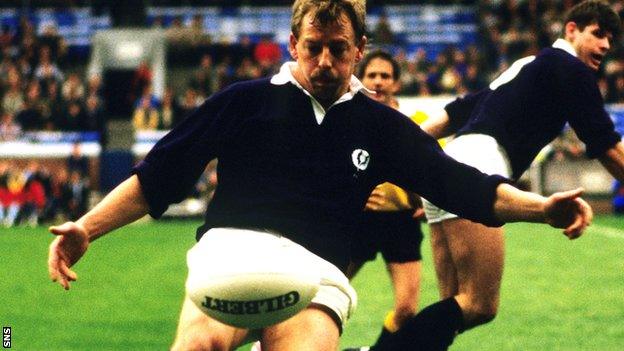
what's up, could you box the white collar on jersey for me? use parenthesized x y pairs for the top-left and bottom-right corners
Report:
(271, 61), (373, 125)
(552, 38), (578, 57)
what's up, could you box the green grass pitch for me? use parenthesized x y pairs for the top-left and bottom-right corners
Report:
(1, 216), (623, 350)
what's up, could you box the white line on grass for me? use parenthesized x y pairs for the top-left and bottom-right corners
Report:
(588, 224), (624, 239)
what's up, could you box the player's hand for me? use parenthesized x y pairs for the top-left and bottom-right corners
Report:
(365, 187), (390, 211)
(543, 188), (593, 240)
(48, 221), (90, 290)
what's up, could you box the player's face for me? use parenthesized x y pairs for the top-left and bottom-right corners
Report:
(289, 11), (366, 106)
(361, 57), (399, 105)
(569, 22), (612, 71)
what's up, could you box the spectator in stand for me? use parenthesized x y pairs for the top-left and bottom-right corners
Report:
(373, 13), (395, 45)
(159, 87), (180, 130)
(34, 46), (64, 83)
(62, 72), (85, 102)
(41, 168), (72, 223)
(237, 35), (255, 62)
(15, 56), (32, 79)
(44, 79), (64, 127)
(86, 74), (104, 100)
(188, 14), (211, 47)
(133, 94), (160, 131)
(178, 87), (202, 118)
(67, 143), (89, 178)
(253, 35), (282, 75)
(606, 73), (624, 103)
(464, 63), (487, 91)
(234, 56), (261, 82)
(3, 170), (25, 227)
(67, 170), (89, 220)
(16, 81), (45, 130)
(19, 172), (46, 226)
(0, 56), (13, 81)
(57, 100), (87, 131)
(84, 94), (107, 145)
(0, 25), (13, 52)
(132, 84), (161, 130)
(130, 61), (153, 107)
(189, 54), (216, 99)
(38, 23), (67, 63)
(17, 17), (37, 67)
(0, 110), (22, 141)
(165, 17), (186, 45)
(214, 55), (235, 89)
(134, 84), (160, 110)
(2, 69), (24, 117)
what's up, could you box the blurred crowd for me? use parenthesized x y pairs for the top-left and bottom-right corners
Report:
(132, 36), (283, 131)
(0, 143), (90, 227)
(0, 19), (107, 141)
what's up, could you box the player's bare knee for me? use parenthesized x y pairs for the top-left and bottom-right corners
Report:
(462, 302), (498, 327)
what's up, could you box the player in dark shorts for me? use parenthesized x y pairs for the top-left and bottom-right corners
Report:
(346, 50), (425, 349)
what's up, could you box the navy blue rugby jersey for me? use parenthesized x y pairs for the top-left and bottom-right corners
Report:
(445, 40), (620, 180)
(133, 77), (508, 270)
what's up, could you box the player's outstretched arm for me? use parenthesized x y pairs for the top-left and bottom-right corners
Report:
(48, 175), (150, 290)
(493, 184), (592, 239)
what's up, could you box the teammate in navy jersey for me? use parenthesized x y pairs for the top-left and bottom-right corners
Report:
(47, 1), (592, 350)
(345, 50), (426, 349)
(352, 1), (624, 350)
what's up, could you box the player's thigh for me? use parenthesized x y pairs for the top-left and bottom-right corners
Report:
(261, 305), (340, 351)
(442, 218), (505, 301)
(171, 295), (251, 351)
(429, 222), (459, 299)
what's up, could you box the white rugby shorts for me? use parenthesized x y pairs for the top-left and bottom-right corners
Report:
(185, 227), (357, 327)
(423, 134), (512, 224)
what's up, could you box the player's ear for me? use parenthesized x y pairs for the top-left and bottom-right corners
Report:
(289, 33), (299, 60)
(355, 36), (367, 63)
(564, 21), (578, 41)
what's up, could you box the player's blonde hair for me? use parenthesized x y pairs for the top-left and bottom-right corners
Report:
(291, 0), (366, 41)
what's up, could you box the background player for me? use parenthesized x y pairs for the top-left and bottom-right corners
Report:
(356, 1), (624, 350)
(47, 1), (593, 350)
(346, 49), (425, 349)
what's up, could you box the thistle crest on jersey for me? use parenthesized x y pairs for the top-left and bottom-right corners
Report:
(352, 149), (370, 171)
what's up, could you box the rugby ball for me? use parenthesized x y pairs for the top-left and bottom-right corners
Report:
(185, 238), (322, 330)
(186, 270), (320, 329)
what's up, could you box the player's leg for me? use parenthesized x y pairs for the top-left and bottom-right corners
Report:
(170, 295), (251, 351)
(429, 222), (459, 299)
(441, 217), (505, 329)
(387, 260), (422, 327)
(383, 211), (424, 328)
(261, 305), (340, 351)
